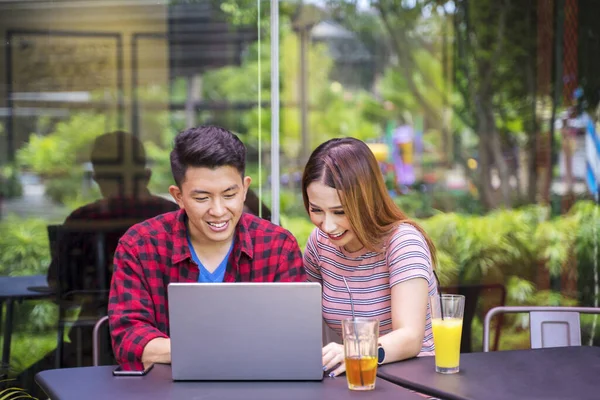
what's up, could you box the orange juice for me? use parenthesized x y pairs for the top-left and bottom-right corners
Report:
(431, 317), (463, 369)
(345, 356), (378, 390)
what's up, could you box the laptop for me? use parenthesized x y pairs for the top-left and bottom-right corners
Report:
(168, 282), (324, 381)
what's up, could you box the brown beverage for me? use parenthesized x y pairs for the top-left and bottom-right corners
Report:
(344, 356), (378, 390)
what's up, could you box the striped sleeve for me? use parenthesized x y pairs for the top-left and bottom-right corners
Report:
(303, 228), (322, 283)
(386, 224), (433, 288)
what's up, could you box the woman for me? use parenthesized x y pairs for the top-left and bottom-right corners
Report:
(302, 137), (438, 378)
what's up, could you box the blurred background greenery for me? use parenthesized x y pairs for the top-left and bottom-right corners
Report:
(0, 0), (599, 385)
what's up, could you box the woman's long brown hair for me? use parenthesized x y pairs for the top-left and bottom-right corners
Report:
(302, 137), (437, 267)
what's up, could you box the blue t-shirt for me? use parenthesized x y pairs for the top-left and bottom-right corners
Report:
(187, 234), (234, 283)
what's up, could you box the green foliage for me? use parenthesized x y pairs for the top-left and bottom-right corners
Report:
(146, 140), (175, 194)
(200, 23), (382, 171)
(421, 209), (537, 284)
(580, 314), (600, 346)
(279, 189), (305, 218)
(419, 201), (599, 314)
(505, 276), (535, 305)
(16, 113), (116, 204)
(431, 190), (485, 215)
(143, 112), (179, 194)
(43, 170), (88, 206)
(281, 197), (600, 351)
(20, 301), (58, 334)
(534, 215), (578, 277)
(0, 216), (50, 277)
(0, 165), (23, 200)
(217, 0), (299, 28)
(282, 197), (596, 312)
(136, 85), (177, 147)
(0, 216), (56, 334)
(283, 199), (598, 297)
(394, 189), (484, 219)
(16, 114), (114, 176)
(204, 62), (268, 103)
(281, 215), (314, 251)
(432, 249), (459, 286)
(13, 90), (176, 203)
(394, 192), (433, 219)
(571, 201), (600, 307)
(5, 332), (57, 377)
(0, 380), (37, 400)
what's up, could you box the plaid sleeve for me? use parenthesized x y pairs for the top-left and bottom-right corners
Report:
(108, 240), (168, 370)
(273, 233), (307, 282)
(303, 229), (322, 283)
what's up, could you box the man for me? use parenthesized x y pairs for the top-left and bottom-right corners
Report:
(108, 125), (306, 370)
(18, 131), (179, 399)
(47, 131), (179, 289)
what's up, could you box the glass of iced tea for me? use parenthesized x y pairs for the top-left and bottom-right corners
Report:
(341, 317), (379, 391)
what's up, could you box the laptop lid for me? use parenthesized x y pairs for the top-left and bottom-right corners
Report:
(168, 282), (324, 381)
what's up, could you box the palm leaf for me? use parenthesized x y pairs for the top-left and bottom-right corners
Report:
(0, 380), (36, 400)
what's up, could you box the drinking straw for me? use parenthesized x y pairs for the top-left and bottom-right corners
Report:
(342, 276), (364, 387)
(433, 270), (444, 320)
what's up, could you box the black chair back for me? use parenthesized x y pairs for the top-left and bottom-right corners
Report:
(441, 283), (506, 353)
(47, 222), (132, 367)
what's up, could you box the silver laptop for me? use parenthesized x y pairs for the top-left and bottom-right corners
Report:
(168, 282), (324, 381)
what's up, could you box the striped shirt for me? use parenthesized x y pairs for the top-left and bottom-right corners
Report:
(304, 223), (437, 356)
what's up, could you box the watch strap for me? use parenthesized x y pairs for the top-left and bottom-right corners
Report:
(377, 344), (385, 365)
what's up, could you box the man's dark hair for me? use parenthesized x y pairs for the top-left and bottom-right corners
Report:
(170, 125), (246, 186)
(91, 131), (146, 167)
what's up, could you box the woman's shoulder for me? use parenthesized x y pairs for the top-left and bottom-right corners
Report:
(386, 223), (434, 280)
(388, 222), (428, 244)
(385, 222), (431, 260)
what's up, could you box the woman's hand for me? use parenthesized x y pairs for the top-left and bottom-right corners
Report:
(322, 342), (345, 377)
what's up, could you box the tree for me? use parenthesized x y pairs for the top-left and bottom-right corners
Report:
(453, 0), (538, 208)
(326, 0), (540, 209)
(201, 14), (382, 173)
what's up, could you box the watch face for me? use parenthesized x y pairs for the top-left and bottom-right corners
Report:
(378, 346), (385, 364)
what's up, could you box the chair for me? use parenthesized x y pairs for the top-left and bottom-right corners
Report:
(441, 283), (506, 353)
(483, 306), (600, 352)
(48, 223), (130, 368)
(93, 316), (110, 367)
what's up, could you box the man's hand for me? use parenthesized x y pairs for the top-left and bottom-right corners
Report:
(141, 337), (171, 368)
(322, 342), (345, 377)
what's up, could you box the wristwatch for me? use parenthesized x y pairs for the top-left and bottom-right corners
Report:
(377, 344), (385, 365)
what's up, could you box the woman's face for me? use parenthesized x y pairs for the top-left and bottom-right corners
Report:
(306, 181), (363, 252)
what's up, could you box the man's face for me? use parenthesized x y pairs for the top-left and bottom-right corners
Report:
(169, 166), (251, 246)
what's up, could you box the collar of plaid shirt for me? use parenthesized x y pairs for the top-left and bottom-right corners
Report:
(170, 209), (255, 282)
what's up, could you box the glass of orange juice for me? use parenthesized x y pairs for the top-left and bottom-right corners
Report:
(430, 294), (465, 374)
(341, 318), (379, 390)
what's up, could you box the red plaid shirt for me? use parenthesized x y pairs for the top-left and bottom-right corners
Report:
(108, 209), (306, 370)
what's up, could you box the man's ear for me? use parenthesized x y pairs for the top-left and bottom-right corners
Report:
(242, 176), (252, 201)
(168, 185), (184, 208)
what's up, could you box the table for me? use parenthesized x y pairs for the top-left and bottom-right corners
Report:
(377, 346), (600, 400)
(0, 275), (54, 366)
(35, 364), (424, 400)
